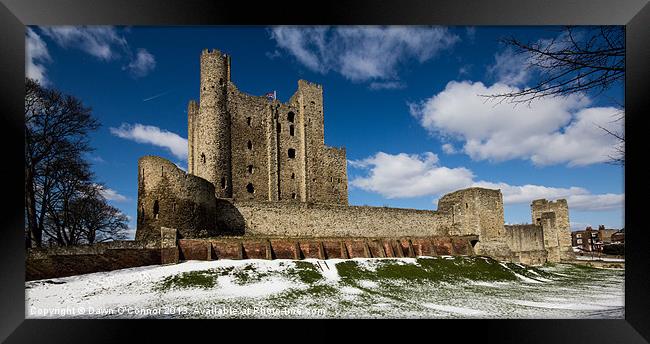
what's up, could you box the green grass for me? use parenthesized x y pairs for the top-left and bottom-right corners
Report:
(157, 270), (218, 290)
(336, 257), (527, 285)
(285, 261), (324, 284)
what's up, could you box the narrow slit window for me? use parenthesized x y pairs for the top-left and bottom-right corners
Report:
(201, 153), (206, 164)
(247, 117), (252, 126)
(276, 123), (281, 133)
(287, 112), (295, 123)
(248, 165), (254, 174)
(153, 200), (159, 219)
(247, 140), (252, 150)
(289, 125), (295, 136)
(291, 173), (295, 179)
(291, 193), (296, 199)
(220, 177), (226, 189)
(288, 148), (296, 159)
(246, 183), (255, 194)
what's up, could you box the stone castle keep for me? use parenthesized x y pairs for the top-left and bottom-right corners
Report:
(131, 49), (574, 266)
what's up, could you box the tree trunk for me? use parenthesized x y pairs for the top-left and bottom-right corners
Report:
(24, 165), (41, 248)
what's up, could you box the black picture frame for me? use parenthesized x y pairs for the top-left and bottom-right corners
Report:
(0, 0), (647, 342)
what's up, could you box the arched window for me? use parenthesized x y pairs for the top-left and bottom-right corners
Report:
(287, 112), (295, 123)
(291, 173), (295, 179)
(288, 148), (296, 159)
(291, 193), (296, 199)
(247, 140), (252, 150)
(153, 200), (159, 219)
(289, 125), (295, 136)
(246, 183), (255, 194)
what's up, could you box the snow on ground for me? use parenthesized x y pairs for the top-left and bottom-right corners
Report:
(575, 256), (625, 262)
(25, 256), (624, 319)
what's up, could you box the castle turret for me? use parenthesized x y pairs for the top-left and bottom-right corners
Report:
(195, 49), (232, 198)
(531, 199), (575, 262)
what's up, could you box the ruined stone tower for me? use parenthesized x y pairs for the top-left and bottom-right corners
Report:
(531, 199), (575, 262)
(188, 49), (232, 198)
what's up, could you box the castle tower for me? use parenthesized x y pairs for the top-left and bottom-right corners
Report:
(437, 187), (512, 260)
(531, 199), (575, 262)
(194, 49), (232, 198)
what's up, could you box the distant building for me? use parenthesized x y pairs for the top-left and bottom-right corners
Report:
(572, 225), (621, 252)
(611, 228), (625, 243)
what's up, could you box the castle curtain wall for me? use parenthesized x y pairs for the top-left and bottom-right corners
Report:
(215, 199), (455, 238)
(504, 224), (548, 266)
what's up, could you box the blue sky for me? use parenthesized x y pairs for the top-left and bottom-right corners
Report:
(26, 26), (625, 237)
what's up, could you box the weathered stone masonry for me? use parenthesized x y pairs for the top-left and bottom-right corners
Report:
(187, 49), (347, 205)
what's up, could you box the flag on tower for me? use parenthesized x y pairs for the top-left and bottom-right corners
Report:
(264, 91), (277, 100)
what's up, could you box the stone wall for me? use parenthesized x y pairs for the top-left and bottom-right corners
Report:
(228, 85), (276, 201)
(215, 199), (455, 238)
(26, 240), (160, 281)
(177, 236), (476, 261)
(137, 156), (217, 241)
(504, 224), (547, 266)
(438, 188), (512, 259)
(531, 199), (574, 262)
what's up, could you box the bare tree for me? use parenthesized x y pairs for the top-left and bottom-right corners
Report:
(483, 26), (625, 165)
(25, 78), (128, 247)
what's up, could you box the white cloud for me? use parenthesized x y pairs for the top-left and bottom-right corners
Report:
(410, 80), (623, 166)
(110, 123), (187, 159)
(368, 81), (406, 90)
(349, 152), (474, 198)
(458, 64), (472, 78)
(40, 26), (128, 61)
(487, 47), (532, 86)
(96, 185), (129, 202)
(269, 26), (459, 83)
(38, 26), (155, 77)
(124, 49), (156, 77)
(123, 227), (137, 240)
(465, 27), (476, 43)
(472, 181), (623, 211)
(441, 143), (457, 154)
(26, 28), (51, 85)
(349, 151), (623, 212)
